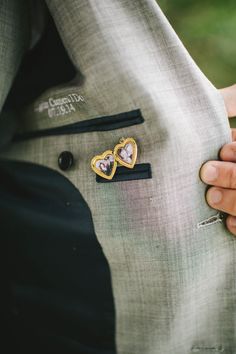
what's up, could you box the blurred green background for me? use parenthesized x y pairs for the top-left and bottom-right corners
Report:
(157, 0), (236, 126)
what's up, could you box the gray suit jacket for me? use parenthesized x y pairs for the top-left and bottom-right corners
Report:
(0, 1), (233, 353)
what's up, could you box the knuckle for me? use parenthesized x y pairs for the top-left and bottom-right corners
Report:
(219, 145), (230, 160)
(219, 146), (225, 159)
(220, 142), (236, 160)
(226, 216), (236, 235)
(228, 166), (236, 189)
(230, 199), (236, 216)
(232, 130), (236, 142)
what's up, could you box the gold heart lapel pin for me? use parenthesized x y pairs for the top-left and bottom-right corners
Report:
(91, 150), (117, 180)
(113, 137), (138, 168)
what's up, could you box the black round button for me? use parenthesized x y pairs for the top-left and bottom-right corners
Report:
(58, 151), (74, 171)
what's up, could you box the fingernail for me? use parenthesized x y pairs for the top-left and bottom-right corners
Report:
(201, 164), (218, 182)
(229, 217), (236, 227)
(207, 189), (222, 204)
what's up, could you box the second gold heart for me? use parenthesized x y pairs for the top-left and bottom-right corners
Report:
(113, 137), (138, 169)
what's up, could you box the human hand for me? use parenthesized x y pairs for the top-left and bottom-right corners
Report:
(200, 84), (236, 235)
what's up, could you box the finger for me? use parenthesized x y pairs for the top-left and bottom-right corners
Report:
(220, 141), (236, 161)
(226, 215), (236, 236)
(231, 129), (236, 142)
(219, 84), (236, 118)
(206, 187), (236, 216)
(200, 160), (236, 189)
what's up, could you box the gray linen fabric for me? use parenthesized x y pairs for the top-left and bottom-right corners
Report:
(0, 1), (234, 353)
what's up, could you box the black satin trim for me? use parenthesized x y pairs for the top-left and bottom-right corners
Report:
(12, 109), (144, 142)
(96, 163), (152, 183)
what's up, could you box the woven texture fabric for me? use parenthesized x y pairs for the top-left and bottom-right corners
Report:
(0, 1), (234, 353)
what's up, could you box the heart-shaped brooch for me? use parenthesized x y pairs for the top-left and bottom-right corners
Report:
(91, 149), (117, 180)
(113, 137), (137, 168)
(91, 137), (138, 180)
